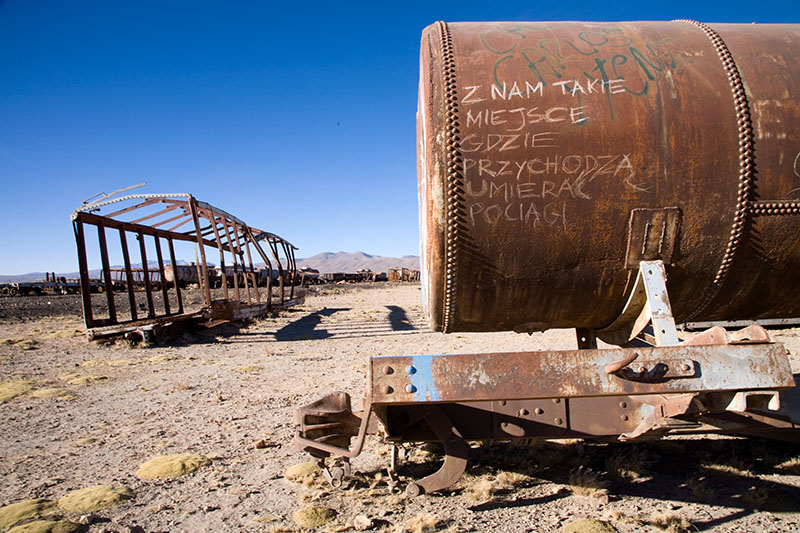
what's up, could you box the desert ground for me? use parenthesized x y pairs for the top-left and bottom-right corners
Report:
(2, 283), (800, 533)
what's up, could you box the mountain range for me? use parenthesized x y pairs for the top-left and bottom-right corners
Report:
(296, 252), (419, 274)
(0, 252), (420, 282)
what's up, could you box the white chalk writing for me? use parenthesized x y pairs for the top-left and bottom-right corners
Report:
(466, 106), (589, 130)
(461, 80), (625, 105)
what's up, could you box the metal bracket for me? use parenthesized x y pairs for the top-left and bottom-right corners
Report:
(405, 407), (469, 497)
(597, 260), (679, 347)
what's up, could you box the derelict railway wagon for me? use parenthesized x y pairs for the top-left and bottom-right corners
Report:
(294, 20), (800, 496)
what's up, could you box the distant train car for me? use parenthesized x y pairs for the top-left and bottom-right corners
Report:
(164, 264), (219, 289)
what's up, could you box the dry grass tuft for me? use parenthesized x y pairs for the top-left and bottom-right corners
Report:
(136, 454), (208, 479)
(41, 329), (83, 339)
(701, 461), (752, 478)
(292, 505), (336, 528)
(605, 448), (651, 483)
(568, 466), (608, 500)
(742, 485), (770, 508)
(285, 461), (320, 486)
(608, 510), (691, 533)
(7, 519), (81, 532)
(0, 337), (39, 350)
(57, 485), (134, 513)
(147, 354), (179, 363)
(0, 499), (58, 530)
(398, 513), (441, 533)
(233, 365), (263, 373)
(107, 359), (135, 367)
(30, 388), (75, 400)
(463, 470), (531, 502)
(562, 517), (618, 533)
(0, 381), (34, 403)
(776, 457), (800, 475)
(648, 512), (692, 533)
(683, 477), (714, 501)
(299, 489), (327, 503)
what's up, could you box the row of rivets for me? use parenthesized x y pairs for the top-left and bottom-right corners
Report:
(676, 19), (757, 317)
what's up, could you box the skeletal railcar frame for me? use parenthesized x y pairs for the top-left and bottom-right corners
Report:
(72, 184), (302, 341)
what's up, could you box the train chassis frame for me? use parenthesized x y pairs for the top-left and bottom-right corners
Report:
(294, 261), (800, 496)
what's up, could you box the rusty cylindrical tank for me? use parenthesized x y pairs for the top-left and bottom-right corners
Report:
(418, 21), (800, 335)
(163, 264), (200, 285)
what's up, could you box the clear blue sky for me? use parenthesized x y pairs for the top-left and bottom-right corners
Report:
(1, 0), (797, 274)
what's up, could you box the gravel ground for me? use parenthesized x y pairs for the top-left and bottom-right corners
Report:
(1, 283), (800, 532)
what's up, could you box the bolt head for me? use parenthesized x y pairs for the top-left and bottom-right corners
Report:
(382, 365), (394, 375)
(405, 384), (417, 393)
(382, 385), (393, 395)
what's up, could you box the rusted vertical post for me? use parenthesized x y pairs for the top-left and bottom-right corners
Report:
(118, 229), (138, 321)
(271, 241), (285, 304)
(137, 231), (155, 317)
(209, 217), (230, 301)
(73, 218), (95, 327)
(188, 197), (212, 306)
(233, 226), (253, 306)
(221, 220), (241, 302)
(287, 244), (296, 300)
(576, 328), (598, 349)
(154, 237), (171, 315)
(167, 237), (183, 314)
(97, 222), (117, 323)
(251, 234), (273, 310)
(243, 235), (261, 304)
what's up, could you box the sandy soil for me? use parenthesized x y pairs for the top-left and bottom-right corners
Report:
(2, 283), (800, 532)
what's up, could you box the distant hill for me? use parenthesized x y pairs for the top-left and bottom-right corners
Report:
(0, 253), (419, 282)
(296, 251), (419, 274)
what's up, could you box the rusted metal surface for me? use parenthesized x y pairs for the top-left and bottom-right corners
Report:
(293, 20), (800, 496)
(369, 343), (794, 405)
(404, 407), (469, 497)
(71, 184), (302, 341)
(418, 21), (800, 334)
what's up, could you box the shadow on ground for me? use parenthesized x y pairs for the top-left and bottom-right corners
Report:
(273, 307), (349, 341)
(394, 437), (800, 531)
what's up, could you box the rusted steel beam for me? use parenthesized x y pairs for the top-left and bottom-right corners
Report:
(73, 219), (94, 326)
(104, 197), (162, 219)
(118, 229), (138, 322)
(149, 211), (190, 229)
(129, 203), (182, 225)
(76, 211), (217, 247)
(243, 235), (261, 305)
(167, 237), (183, 314)
(154, 236), (171, 315)
(96, 222), (116, 323)
(220, 218), (242, 302)
(208, 217), (230, 301)
(188, 197), (212, 307)
(137, 231), (155, 317)
(370, 344), (795, 405)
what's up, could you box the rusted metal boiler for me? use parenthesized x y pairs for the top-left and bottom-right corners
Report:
(418, 20), (800, 333)
(295, 20), (800, 496)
